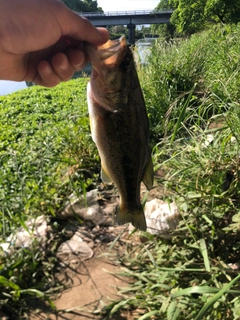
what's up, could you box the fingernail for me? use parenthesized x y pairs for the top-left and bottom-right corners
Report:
(60, 60), (68, 70)
(75, 53), (85, 69)
(45, 65), (52, 74)
(76, 62), (86, 70)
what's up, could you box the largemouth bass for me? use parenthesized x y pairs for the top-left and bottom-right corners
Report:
(86, 36), (153, 231)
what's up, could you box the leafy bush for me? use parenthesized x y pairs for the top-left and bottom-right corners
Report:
(0, 79), (99, 234)
(0, 78), (100, 316)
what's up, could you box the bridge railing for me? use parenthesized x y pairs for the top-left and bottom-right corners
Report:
(79, 10), (173, 17)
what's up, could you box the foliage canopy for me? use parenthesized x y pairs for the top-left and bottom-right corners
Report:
(61, 0), (103, 12)
(154, 0), (240, 35)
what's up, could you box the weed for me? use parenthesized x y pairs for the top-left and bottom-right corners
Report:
(0, 78), (99, 317)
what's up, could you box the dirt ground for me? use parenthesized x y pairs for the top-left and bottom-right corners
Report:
(29, 175), (165, 320)
(30, 241), (135, 320)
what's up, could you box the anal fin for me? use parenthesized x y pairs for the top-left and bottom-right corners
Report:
(142, 157), (154, 190)
(101, 166), (112, 183)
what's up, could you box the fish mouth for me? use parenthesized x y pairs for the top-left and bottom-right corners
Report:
(87, 36), (127, 78)
(97, 35), (126, 64)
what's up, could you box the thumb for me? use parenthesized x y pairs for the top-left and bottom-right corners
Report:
(56, 3), (109, 45)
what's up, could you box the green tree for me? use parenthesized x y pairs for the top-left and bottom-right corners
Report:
(151, 0), (176, 40)
(170, 0), (205, 35)
(204, 0), (240, 23)
(169, 0), (240, 35)
(61, 0), (103, 12)
(108, 25), (128, 39)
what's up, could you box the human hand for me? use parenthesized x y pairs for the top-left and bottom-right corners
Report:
(0, 0), (109, 87)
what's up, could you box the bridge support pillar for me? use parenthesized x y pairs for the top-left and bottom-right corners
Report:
(127, 23), (135, 45)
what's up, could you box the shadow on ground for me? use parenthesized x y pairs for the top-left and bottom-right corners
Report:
(29, 243), (134, 320)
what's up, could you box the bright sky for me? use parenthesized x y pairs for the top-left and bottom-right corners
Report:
(97, 0), (159, 12)
(0, 80), (27, 96)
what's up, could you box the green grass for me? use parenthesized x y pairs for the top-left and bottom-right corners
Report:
(0, 78), (99, 233)
(101, 109), (240, 319)
(0, 78), (101, 317)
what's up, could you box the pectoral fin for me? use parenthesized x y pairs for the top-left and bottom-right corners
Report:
(142, 157), (154, 190)
(101, 166), (112, 183)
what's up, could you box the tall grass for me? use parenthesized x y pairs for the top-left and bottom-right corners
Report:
(102, 103), (240, 320)
(137, 24), (240, 142)
(102, 24), (240, 319)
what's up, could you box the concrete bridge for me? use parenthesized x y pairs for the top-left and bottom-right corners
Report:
(79, 10), (173, 44)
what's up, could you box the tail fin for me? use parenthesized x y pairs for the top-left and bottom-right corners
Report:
(116, 206), (147, 231)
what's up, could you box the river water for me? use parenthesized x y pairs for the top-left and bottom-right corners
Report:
(135, 37), (157, 64)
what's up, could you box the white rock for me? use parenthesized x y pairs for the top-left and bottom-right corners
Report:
(231, 136), (237, 143)
(85, 189), (99, 206)
(64, 189), (99, 210)
(0, 215), (48, 255)
(0, 242), (12, 255)
(60, 190), (104, 225)
(57, 233), (93, 261)
(144, 199), (180, 237)
(201, 134), (214, 148)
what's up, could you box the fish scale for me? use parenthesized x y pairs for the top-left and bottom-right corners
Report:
(86, 36), (153, 231)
